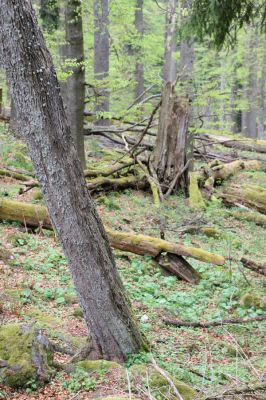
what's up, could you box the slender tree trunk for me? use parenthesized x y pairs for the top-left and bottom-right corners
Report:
(0, 0), (146, 362)
(258, 38), (266, 139)
(94, 0), (110, 125)
(162, 0), (177, 83)
(134, 0), (144, 101)
(60, 0), (86, 168)
(242, 27), (258, 138)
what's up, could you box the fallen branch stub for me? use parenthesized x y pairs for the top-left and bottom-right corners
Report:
(0, 199), (225, 282)
(163, 315), (266, 328)
(241, 257), (266, 276)
(157, 254), (200, 284)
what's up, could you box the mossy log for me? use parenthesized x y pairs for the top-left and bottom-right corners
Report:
(87, 175), (148, 192)
(232, 210), (266, 226)
(222, 184), (266, 214)
(0, 168), (33, 182)
(197, 133), (266, 154)
(84, 160), (136, 178)
(0, 199), (225, 267)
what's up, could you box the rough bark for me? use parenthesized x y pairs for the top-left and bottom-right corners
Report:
(60, 0), (85, 168)
(0, 199), (225, 266)
(153, 83), (189, 190)
(134, 0), (144, 102)
(94, 0), (110, 124)
(162, 0), (177, 83)
(241, 257), (266, 276)
(0, 0), (146, 361)
(241, 26), (258, 138)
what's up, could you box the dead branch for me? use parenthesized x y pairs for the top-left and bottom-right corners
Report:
(241, 257), (266, 276)
(163, 315), (266, 328)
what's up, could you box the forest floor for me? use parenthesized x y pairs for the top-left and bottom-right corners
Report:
(0, 128), (266, 400)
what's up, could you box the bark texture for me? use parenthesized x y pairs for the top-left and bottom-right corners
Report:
(162, 0), (177, 83)
(153, 82), (189, 189)
(134, 0), (144, 101)
(0, 0), (145, 361)
(94, 0), (110, 124)
(60, 0), (86, 167)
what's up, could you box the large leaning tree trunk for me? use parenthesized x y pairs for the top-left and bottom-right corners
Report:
(0, 0), (146, 362)
(60, 0), (86, 168)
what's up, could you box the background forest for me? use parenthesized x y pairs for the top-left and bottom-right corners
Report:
(0, 1), (266, 400)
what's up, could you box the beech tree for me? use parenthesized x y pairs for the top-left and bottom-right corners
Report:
(60, 0), (86, 167)
(0, 0), (146, 361)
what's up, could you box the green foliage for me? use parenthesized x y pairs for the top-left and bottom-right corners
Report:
(60, 370), (97, 393)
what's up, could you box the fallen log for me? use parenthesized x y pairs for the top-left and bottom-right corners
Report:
(232, 210), (266, 226)
(0, 199), (225, 267)
(205, 382), (266, 400)
(84, 159), (137, 178)
(196, 133), (266, 154)
(87, 175), (148, 192)
(222, 184), (266, 214)
(189, 160), (265, 206)
(163, 315), (266, 328)
(241, 257), (266, 276)
(0, 168), (33, 182)
(157, 254), (200, 284)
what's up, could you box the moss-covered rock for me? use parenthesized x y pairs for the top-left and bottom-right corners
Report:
(76, 359), (122, 373)
(0, 324), (54, 388)
(240, 292), (266, 311)
(130, 364), (196, 400)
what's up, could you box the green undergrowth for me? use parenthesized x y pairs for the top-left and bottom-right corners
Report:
(0, 136), (266, 394)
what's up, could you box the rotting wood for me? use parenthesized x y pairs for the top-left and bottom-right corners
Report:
(204, 382), (266, 400)
(0, 199), (225, 267)
(222, 184), (266, 214)
(241, 257), (266, 276)
(163, 315), (266, 328)
(87, 175), (148, 192)
(232, 210), (266, 226)
(0, 168), (33, 182)
(157, 254), (200, 283)
(196, 133), (266, 154)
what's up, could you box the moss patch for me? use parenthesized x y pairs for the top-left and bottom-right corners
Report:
(130, 364), (196, 400)
(0, 324), (54, 388)
(76, 360), (122, 373)
(240, 292), (266, 311)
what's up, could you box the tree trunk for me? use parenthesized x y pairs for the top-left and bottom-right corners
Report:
(153, 82), (189, 190)
(162, 0), (177, 83)
(0, 198), (225, 267)
(258, 37), (266, 139)
(0, 0), (146, 362)
(9, 98), (20, 138)
(241, 26), (258, 138)
(60, 0), (86, 168)
(134, 0), (144, 102)
(94, 0), (110, 125)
